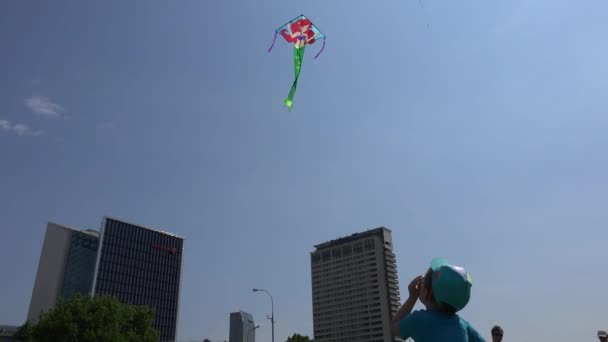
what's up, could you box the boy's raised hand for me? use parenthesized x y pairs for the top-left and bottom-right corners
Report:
(408, 275), (423, 298)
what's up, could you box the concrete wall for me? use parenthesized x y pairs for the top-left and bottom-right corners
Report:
(26, 223), (72, 322)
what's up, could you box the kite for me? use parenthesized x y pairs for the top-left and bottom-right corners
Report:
(268, 15), (326, 111)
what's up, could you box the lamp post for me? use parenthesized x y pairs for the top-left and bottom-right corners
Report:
(252, 288), (274, 342)
(247, 325), (260, 342)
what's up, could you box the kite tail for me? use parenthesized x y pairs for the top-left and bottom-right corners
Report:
(268, 32), (278, 52)
(284, 46), (305, 111)
(314, 39), (326, 59)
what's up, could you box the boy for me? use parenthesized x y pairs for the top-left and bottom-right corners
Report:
(391, 258), (485, 341)
(491, 325), (503, 342)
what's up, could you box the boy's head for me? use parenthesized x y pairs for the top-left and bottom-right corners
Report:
(491, 325), (504, 342)
(420, 258), (473, 314)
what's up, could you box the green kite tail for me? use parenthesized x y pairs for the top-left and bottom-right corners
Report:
(284, 45), (305, 111)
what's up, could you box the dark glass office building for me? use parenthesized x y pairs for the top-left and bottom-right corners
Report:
(92, 217), (184, 342)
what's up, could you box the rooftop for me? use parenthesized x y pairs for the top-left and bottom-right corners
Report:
(103, 216), (184, 239)
(313, 226), (391, 250)
(0, 325), (19, 336)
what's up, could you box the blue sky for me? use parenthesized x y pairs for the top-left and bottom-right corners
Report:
(1, 0), (608, 341)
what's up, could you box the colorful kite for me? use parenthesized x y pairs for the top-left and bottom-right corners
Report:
(268, 15), (326, 111)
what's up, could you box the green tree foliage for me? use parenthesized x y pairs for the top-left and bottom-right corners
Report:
(286, 333), (312, 342)
(13, 321), (33, 341)
(15, 294), (160, 342)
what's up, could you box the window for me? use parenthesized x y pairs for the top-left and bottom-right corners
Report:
(364, 239), (375, 251)
(353, 242), (363, 254)
(332, 248), (342, 259)
(311, 253), (321, 264)
(322, 250), (331, 262)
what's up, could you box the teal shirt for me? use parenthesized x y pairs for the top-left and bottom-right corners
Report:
(399, 309), (486, 342)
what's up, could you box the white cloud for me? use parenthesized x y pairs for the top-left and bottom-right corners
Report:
(25, 96), (66, 119)
(0, 119), (42, 137)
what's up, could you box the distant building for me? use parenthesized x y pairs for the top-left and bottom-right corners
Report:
(27, 217), (184, 342)
(229, 311), (256, 342)
(27, 223), (99, 323)
(311, 227), (401, 342)
(0, 325), (20, 342)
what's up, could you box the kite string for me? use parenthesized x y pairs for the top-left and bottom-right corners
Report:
(418, 0), (431, 28)
(314, 39), (326, 59)
(268, 32), (278, 52)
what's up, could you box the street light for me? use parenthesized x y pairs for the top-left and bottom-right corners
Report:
(252, 288), (274, 342)
(247, 325), (260, 342)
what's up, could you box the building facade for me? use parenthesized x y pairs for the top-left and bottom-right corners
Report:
(311, 227), (401, 342)
(92, 217), (184, 342)
(27, 223), (99, 323)
(229, 311), (256, 342)
(27, 217), (183, 342)
(0, 325), (19, 342)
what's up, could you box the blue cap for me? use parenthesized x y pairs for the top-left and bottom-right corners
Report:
(430, 258), (473, 312)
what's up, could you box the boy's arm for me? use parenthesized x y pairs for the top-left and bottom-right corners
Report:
(390, 275), (423, 337)
(390, 295), (417, 336)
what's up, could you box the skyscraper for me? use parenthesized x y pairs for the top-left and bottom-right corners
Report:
(27, 217), (184, 342)
(27, 223), (99, 323)
(92, 217), (184, 342)
(229, 311), (256, 342)
(311, 227), (401, 342)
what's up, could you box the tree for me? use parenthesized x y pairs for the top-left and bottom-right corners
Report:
(285, 333), (312, 342)
(16, 294), (160, 342)
(13, 321), (33, 341)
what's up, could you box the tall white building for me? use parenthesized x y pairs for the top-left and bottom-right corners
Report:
(229, 311), (256, 342)
(27, 222), (99, 323)
(311, 227), (401, 342)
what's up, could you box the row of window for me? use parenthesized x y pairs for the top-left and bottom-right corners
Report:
(100, 259), (179, 277)
(101, 241), (181, 269)
(314, 328), (384, 340)
(314, 294), (381, 311)
(314, 260), (378, 276)
(312, 239), (377, 264)
(313, 275), (378, 297)
(96, 283), (178, 305)
(313, 278), (379, 298)
(314, 303), (383, 318)
(312, 255), (378, 275)
(313, 285), (380, 303)
(100, 257), (179, 275)
(313, 298), (380, 312)
(314, 303), (382, 320)
(316, 320), (379, 331)
(312, 254), (377, 274)
(312, 250), (372, 268)
(314, 284), (380, 303)
(317, 338), (384, 342)
(104, 219), (181, 247)
(312, 266), (378, 287)
(100, 266), (179, 286)
(313, 277), (379, 295)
